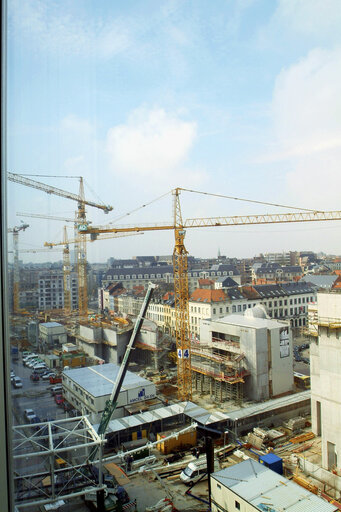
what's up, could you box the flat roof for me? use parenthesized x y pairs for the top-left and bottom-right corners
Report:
(63, 363), (153, 398)
(212, 459), (337, 512)
(41, 322), (63, 327)
(93, 401), (230, 434)
(225, 390), (310, 422)
(214, 313), (287, 329)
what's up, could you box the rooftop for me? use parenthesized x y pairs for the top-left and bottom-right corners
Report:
(63, 363), (153, 398)
(213, 312), (288, 330)
(212, 459), (337, 512)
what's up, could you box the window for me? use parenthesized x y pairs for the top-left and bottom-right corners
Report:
(213, 308), (216, 314)
(235, 501), (240, 510)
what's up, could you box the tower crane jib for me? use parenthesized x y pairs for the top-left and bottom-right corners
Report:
(78, 190), (341, 402)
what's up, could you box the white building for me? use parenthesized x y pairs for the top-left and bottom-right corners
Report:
(211, 459), (337, 512)
(38, 270), (78, 310)
(198, 306), (293, 401)
(311, 292), (341, 471)
(62, 363), (156, 418)
(39, 321), (67, 350)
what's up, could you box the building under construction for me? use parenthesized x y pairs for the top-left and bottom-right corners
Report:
(191, 306), (294, 405)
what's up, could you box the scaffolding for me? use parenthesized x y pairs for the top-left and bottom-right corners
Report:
(190, 343), (249, 405)
(13, 415), (105, 509)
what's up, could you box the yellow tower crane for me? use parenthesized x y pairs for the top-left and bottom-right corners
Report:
(8, 172), (113, 316)
(44, 230), (144, 313)
(76, 187), (341, 401)
(8, 223), (29, 314)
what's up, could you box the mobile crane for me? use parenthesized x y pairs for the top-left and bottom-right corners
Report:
(90, 281), (156, 460)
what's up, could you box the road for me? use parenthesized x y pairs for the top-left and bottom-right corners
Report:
(10, 355), (67, 425)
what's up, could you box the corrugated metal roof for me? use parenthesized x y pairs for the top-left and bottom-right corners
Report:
(213, 460), (337, 512)
(225, 391), (310, 421)
(63, 363), (154, 398)
(92, 401), (230, 434)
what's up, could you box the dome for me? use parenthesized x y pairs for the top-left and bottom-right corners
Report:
(244, 304), (269, 319)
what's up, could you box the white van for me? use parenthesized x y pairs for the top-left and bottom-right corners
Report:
(180, 457), (220, 485)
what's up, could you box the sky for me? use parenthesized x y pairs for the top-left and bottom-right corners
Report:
(6, 0), (341, 263)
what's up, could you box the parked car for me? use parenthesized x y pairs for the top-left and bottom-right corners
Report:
(23, 355), (38, 366)
(51, 384), (63, 395)
(30, 373), (40, 382)
(24, 409), (36, 421)
(26, 360), (40, 368)
(13, 377), (23, 388)
(42, 373), (54, 380)
(55, 394), (64, 406)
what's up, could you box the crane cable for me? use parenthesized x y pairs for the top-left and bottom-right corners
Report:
(107, 190), (171, 224)
(179, 188), (322, 213)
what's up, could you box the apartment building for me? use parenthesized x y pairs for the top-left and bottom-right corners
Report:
(38, 270), (78, 310)
(105, 281), (317, 341)
(102, 264), (241, 294)
(254, 263), (303, 284)
(311, 292), (341, 472)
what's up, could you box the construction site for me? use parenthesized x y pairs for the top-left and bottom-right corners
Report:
(6, 173), (341, 512)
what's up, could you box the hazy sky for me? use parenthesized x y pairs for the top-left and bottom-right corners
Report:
(7, 0), (341, 263)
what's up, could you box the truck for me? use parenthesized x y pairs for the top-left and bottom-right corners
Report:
(11, 346), (19, 361)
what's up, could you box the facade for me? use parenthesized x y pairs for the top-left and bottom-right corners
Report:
(39, 321), (67, 349)
(211, 459), (337, 512)
(311, 292), (341, 471)
(263, 251), (299, 265)
(38, 270), (78, 310)
(109, 282), (317, 342)
(253, 263), (303, 284)
(197, 307), (293, 402)
(62, 363), (156, 418)
(102, 264), (241, 294)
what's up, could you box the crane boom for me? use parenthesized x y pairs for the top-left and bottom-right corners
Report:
(8, 172), (113, 213)
(44, 232), (144, 248)
(80, 209), (341, 236)
(90, 282), (156, 459)
(77, 188), (341, 402)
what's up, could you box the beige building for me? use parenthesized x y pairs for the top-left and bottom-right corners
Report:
(311, 292), (341, 471)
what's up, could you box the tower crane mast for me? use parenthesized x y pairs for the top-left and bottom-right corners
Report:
(8, 223), (29, 314)
(8, 172), (113, 316)
(78, 187), (341, 401)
